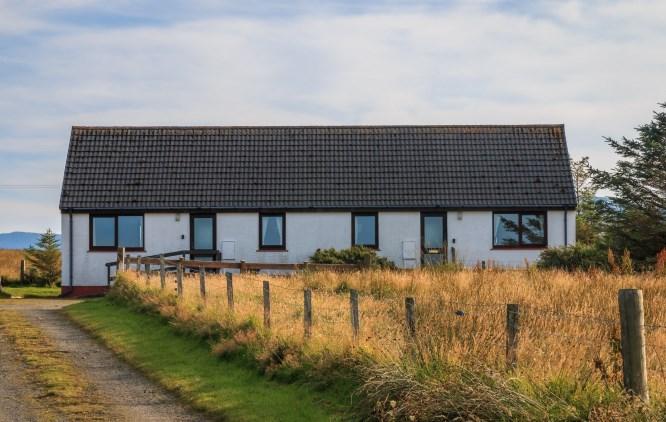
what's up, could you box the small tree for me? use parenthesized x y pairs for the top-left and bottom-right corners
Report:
(24, 229), (61, 287)
(571, 156), (602, 244)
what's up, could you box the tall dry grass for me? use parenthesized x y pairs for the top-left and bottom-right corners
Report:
(118, 268), (666, 419)
(0, 249), (23, 281)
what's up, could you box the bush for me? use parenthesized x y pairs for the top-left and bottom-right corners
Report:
(310, 246), (396, 269)
(537, 244), (609, 271)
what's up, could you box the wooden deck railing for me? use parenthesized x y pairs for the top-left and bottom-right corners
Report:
(105, 248), (358, 284)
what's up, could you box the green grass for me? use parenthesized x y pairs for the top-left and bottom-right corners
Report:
(0, 285), (60, 298)
(65, 298), (349, 421)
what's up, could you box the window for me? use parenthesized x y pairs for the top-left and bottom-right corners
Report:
(191, 215), (215, 250)
(352, 213), (378, 248)
(259, 213), (285, 250)
(493, 212), (546, 247)
(90, 214), (144, 251)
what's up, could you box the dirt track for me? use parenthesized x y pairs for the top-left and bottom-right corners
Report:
(0, 299), (209, 422)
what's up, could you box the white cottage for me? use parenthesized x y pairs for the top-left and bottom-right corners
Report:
(59, 125), (576, 296)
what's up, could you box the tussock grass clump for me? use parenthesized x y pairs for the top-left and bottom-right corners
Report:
(112, 267), (666, 420)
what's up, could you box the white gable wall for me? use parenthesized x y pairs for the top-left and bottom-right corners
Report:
(62, 209), (575, 286)
(448, 210), (576, 267)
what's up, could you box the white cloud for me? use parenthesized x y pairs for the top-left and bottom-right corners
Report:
(0, 0), (665, 231)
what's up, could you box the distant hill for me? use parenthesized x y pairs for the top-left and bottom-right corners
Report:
(0, 232), (62, 249)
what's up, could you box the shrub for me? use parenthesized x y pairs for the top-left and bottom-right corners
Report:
(310, 246), (396, 269)
(537, 244), (609, 271)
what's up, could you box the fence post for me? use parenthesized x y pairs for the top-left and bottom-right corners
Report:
(239, 260), (246, 273)
(263, 280), (271, 329)
(506, 304), (520, 369)
(124, 254), (130, 271)
(159, 254), (166, 290)
(136, 255), (141, 273)
(619, 289), (649, 402)
(481, 260), (486, 270)
(405, 297), (416, 337)
(226, 272), (234, 312)
(350, 289), (360, 342)
(450, 247), (456, 264)
(144, 262), (150, 286)
(199, 267), (206, 301)
(20, 259), (25, 283)
(304, 288), (312, 339)
(117, 248), (125, 274)
(176, 258), (183, 298)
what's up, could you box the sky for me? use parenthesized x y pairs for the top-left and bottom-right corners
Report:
(0, 0), (665, 234)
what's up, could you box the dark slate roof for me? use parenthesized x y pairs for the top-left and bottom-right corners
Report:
(59, 125), (577, 211)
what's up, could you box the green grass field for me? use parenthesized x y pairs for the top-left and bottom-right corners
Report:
(1, 286), (60, 298)
(65, 299), (349, 421)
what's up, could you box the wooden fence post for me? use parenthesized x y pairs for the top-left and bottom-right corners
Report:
(481, 260), (486, 270)
(304, 288), (312, 339)
(144, 262), (150, 286)
(20, 259), (25, 283)
(405, 297), (416, 337)
(124, 254), (130, 271)
(619, 289), (649, 402)
(199, 267), (206, 301)
(117, 248), (125, 274)
(506, 304), (520, 369)
(450, 247), (456, 264)
(136, 255), (141, 273)
(350, 289), (360, 342)
(263, 280), (271, 329)
(239, 260), (246, 273)
(159, 254), (166, 290)
(226, 272), (234, 311)
(176, 258), (183, 298)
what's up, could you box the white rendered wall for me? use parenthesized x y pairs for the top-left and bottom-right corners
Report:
(217, 212), (421, 268)
(64, 209), (576, 285)
(447, 210), (576, 267)
(62, 212), (191, 286)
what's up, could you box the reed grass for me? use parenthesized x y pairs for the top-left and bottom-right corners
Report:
(116, 267), (666, 419)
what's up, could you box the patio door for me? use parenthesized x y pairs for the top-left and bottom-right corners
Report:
(421, 213), (447, 266)
(190, 214), (217, 260)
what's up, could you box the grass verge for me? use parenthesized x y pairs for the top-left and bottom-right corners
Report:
(65, 298), (350, 421)
(0, 310), (110, 421)
(0, 285), (60, 298)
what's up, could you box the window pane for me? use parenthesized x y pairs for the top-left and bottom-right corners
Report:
(193, 217), (214, 250)
(261, 215), (283, 246)
(354, 215), (376, 246)
(118, 216), (143, 248)
(494, 213), (519, 246)
(521, 214), (546, 245)
(423, 216), (444, 249)
(92, 217), (115, 247)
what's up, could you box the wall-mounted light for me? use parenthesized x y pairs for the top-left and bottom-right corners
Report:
(457, 211), (463, 221)
(175, 213), (181, 222)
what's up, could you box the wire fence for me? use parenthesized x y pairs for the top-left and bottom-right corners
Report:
(131, 257), (663, 401)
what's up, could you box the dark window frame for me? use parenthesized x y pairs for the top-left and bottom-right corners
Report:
(89, 214), (145, 252)
(352, 212), (379, 249)
(492, 211), (548, 249)
(190, 213), (217, 253)
(258, 212), (286, 251)
(420, 212), (447, 255)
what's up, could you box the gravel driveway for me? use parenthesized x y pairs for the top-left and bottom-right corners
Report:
(0, 299), (210, 422)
